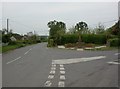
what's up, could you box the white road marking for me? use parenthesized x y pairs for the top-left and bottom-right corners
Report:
(60, 75), (65, 80)
(60, 67), (65, 71)
(60, 71), (65, 74)
(77, 49), (84, 51)
(44, 81), (52, 87)
(52, 56), (106, 64)
(24, 51), (29, 55)
(52, 64), (56, 67)
(58, 81), (65, 87)
(60, 64), (64, 67)
(50, 70), (55, 74)
(29, 48), (32, 50)
(114, 53), (120, 55)
(24, 48), (32, 55)
(51, 67), (56, 71)
(70, 48), (75, 50)
(52, 62), (55, 64)
(58, 46), (65, 49)
(48, 75), (54, 79)
(6, 56), (21, 64)
(107, 62), (120, 65)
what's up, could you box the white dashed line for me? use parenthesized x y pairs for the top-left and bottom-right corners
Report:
(60, 64), (64, 67)
(60, 75), (65, 80)
(24, 51), (29, 55)
(107, 62), (120, 65)
(24, 48), (32, 55)
(50, 70), (56, 74)
(51, 67), (56, 71)
(114, 53), (120, 55)
(6, 56), (21, 64)
(44, 81), (52, 87)
(58, 81), (65, 87)
(6, 48), (33, 64)
(48, 75), (54, 79)
(60, 71), (65, 74)
(29, 48), (32, 50)
(52, 64), (56, 67)
(60, 67), (65, 71)
(45, 63), (66, 87)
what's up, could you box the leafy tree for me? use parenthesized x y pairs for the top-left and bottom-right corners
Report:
(47, 20), (66, 46)
(48, 20), (66, 36)
(107, 21), (119, 35)
(75, 21), (88, 42)
(2, 28), (7, 35)
(2, 28), (13, 43)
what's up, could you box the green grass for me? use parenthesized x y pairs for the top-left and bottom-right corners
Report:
(2, 44), (26, 53)
(2, 42), (39, 53)
(0, 46), (2, 53)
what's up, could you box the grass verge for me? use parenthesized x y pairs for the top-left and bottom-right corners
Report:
(0, 46), (2, 53)
(2, 44), (26, 53)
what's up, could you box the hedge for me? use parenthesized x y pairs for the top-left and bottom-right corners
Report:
(108, 38), (120, 47)
(81, 34), (107, 44)
(56, 34), (107, 45)
(56, 34), (79, 45)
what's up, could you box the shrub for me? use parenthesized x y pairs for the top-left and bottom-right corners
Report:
(57, 34), (107, 45)
(58, 34), (79, 45)
(48, 34), (107, 46)
(108, 38), (120, 47)
(81, 34), (107, 44)
(47, 39), (54, 47)
(8, 41), (17, 45)
(36, 40), (41, 43)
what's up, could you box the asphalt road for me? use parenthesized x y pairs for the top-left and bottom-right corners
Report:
(2, 43), (119, 87)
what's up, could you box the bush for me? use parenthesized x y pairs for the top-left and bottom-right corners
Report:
(57, 34), (79, 45)
(47, 39), (54, 47)
(81, 34), (107, 44)
(56, 34), (107, 45)
(36, 40), (41, 43)
(108, 38), (120, 47)
(8, 41), (17, 45)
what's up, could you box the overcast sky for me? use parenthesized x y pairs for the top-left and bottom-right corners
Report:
(1, 2), (119, 35)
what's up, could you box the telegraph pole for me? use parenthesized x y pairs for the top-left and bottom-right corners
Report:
(7, 18), (9, 33)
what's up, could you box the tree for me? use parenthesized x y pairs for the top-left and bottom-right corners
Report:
(2, 28), (7, 35)
(75, 21), (88, 42)
(2, 28), (13, 43)
(47, 20), (66, 36)
(107, 21), (119, 35)
(47, 20), (66, 46)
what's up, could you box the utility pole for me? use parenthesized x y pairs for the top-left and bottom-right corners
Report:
(7, 18), (9, 33)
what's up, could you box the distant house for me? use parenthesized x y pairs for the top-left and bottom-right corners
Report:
(12, 33), (23, 40)
(10, 36), (17, 41)
(27, 32), (33, 37)
(22, 35), (28, 40)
